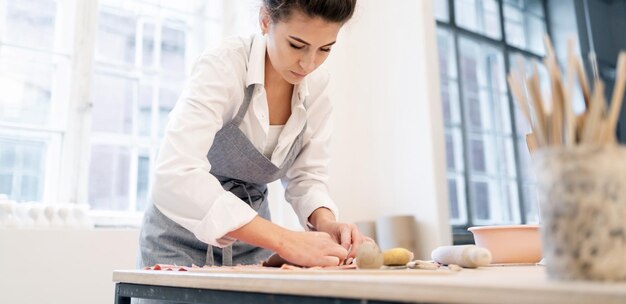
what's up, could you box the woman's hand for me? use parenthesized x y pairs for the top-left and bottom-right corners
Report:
(227, 215), (348, 267)
(315, 221), (366, 260)
(308, 207), (366, 261)
(275, 230), (348, 267)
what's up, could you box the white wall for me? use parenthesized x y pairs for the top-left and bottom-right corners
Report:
(324, 0), (451, 258)
(0, 229), (139, 304)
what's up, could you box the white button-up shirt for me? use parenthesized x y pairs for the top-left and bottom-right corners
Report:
(151, 34), (339, 248)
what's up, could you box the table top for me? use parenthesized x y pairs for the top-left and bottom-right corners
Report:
(113, 265), (626, 304)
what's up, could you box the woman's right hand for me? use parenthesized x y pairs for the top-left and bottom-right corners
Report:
(274, 230), (348, 267)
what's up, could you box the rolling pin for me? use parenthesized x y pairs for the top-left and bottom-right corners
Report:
(431, 245), (492, 268)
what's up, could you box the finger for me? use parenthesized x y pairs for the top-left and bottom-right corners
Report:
(318, 256), (341, 267)
(347, 229), (364, 259)
(340, 226), (352, 249)
(326, 243), (349, 261)
(314, 231), (333, 239)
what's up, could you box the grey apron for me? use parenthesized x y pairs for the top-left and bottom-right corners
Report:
(137, 82), (307, 269)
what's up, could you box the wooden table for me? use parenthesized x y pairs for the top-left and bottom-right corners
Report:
(112, 265), (626, 303)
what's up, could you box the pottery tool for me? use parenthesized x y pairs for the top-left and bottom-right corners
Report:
(564, 39), (577, 145)
(604, 52), (626, 144)
(543, 35), (564, 146)
(507, 36), (626, 149)
(431, 245), (492, 268)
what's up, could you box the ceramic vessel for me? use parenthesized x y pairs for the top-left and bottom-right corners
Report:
(468, 225), (542, 264)
(533, 145), (626, 281)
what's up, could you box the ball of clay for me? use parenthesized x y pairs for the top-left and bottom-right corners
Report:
(383, 248), (414, 266)
(356, 242), (384, 269)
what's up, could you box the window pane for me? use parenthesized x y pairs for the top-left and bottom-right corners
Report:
(517, 137), (535, 181)
(522, 183), (539, 223)
(448, 174), (467, 225)
(455, 0), (501, 40)
(91, 73), (136, 134)
(136, 151), (150, 212)
(138, 84), (153, 137)
(0, 138), (46, 202)
(525, 16), (546, 55)
(459, 37), (508, 132)
(0, 48), (54, 126)
(434, 0), (449, 22)
(471, 177), (520, 224)
(88, 145), (130, 211)
(468, 134), (487, 173)
(444, 128), (464, 171)
(504, 0), (547, 55)
(5, 0), (57, 50)
(437, 28), (457, 79)
(141, 22), (156, 68)
(96, 11), (136, 65)
(470, 179), (490, 221)
(501, 180), (520, 223)
(467, 132), (518, 179)
(500, 136), (517, 178)
(158, 85), (179, 136)
(161, 22), (187, 81)
(437, 29), (462, 127)
(440, 79), (461, 126)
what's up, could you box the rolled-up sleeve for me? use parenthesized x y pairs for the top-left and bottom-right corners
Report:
(281, 71), (339, 230)
(150, 52), (256, 248)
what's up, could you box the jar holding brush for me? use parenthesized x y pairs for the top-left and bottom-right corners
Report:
(508, 36), (626, 281)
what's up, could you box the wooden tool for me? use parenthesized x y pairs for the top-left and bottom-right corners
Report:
(506, 36), (626, 150)
(604, 52), (626, 144)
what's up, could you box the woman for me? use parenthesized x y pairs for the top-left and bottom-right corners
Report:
(138, 0), (363, 269)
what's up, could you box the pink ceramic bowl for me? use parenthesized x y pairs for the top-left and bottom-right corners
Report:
(468, 225), (542, 264)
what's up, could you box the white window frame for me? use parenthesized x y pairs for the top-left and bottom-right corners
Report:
(0, 0), (225, 227)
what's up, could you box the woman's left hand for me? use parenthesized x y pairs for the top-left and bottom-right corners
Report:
(315, 220), (365, 261)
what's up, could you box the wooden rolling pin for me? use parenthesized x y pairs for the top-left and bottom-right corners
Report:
(431, 245), (492, 268)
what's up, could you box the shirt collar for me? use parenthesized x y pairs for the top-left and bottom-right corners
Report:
(246, 34), (266, 87)
(296, 77), (309, 102)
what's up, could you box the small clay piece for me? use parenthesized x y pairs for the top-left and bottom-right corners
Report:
(356, 242), (384, 269)
(448, 264), (463, 272)
(382, 248), (414, 266)
(407, 260), (439, 270)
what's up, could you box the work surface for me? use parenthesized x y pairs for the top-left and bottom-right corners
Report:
(113, 266), (626, 304)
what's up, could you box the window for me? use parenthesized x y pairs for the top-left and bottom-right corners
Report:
(0, 0), (222, 222)
(89, 0), (217, 215)
(435, 0), (550, 230)
(0, 0), (68, 203)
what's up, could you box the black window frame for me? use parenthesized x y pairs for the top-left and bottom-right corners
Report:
(435, 0), (553, 244)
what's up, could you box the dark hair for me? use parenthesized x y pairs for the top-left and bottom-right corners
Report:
(262, 0), (357, 24)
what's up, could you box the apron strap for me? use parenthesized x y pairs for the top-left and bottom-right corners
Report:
(222, 245), (233, 266)
(205, 245), (215, 266)
(205, 244), (234, 266)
